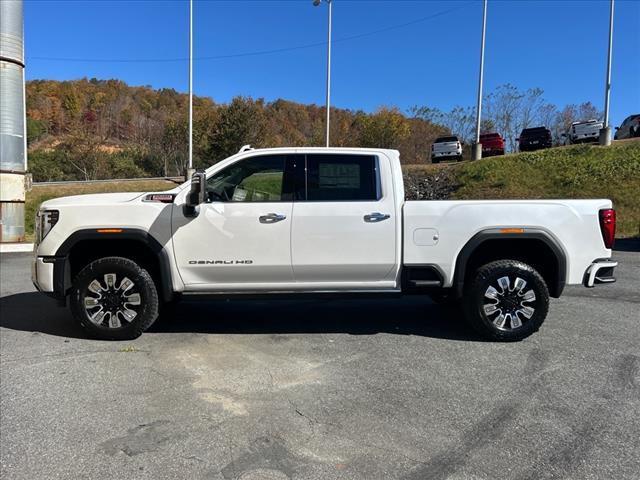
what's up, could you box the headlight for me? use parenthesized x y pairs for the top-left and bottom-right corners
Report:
(36, 210), (59, 244)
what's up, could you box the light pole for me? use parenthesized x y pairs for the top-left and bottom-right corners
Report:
(472, 0), (488, 161)
(313, 0), (332, 147)
(187, 0), (195, 178)
(599, 0), (614, 146)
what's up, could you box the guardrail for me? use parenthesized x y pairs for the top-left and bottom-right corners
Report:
(33, 176), (185, 186)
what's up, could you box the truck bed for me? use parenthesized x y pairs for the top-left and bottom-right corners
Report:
(402, 199), (612, 287)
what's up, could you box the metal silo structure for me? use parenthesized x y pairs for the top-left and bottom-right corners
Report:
(0, 0), (27, 242)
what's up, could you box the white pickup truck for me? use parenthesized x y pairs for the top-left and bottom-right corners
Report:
(563, 119), (603, 144)
(32, 147), (618, 341)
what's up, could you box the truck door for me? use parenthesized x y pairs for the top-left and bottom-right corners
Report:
(172, 154), (301, 289)
(291, 153), (398, 288)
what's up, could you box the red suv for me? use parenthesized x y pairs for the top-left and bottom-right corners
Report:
(479, 133), (505, 157)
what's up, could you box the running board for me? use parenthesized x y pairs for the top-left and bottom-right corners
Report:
(408, 280), (442, 288)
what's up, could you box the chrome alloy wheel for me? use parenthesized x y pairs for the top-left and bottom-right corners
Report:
(83, 273), (142, 329)
(483, 276), (536, 331)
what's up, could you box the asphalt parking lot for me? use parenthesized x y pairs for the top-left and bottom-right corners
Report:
(1, 242), (639, 480)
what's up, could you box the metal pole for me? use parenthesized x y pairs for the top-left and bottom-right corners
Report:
(325, 0), (332, 147)
(0, 0), (27, 243)
(472, 0), (487, 160)
(600, 0), (614, 146)
(187, 0), (194, 176)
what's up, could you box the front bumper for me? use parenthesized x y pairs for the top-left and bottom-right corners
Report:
(584, 259), (617, 287)
(32, 256), (55, 292)
(32, 255), (68, 301)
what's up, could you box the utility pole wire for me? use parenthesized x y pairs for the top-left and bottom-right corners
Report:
(27, 2), (472, 63)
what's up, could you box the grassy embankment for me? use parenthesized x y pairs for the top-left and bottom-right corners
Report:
(405, 140), (640, 238)
(25, 140), (640, 240)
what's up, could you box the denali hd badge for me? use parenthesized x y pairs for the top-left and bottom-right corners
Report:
(189, 260), (253, 265)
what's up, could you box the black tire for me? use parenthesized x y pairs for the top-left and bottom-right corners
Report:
(463, 259), (549, 341)
(70, 256), (159, 340)
(456, 155), (463, 162)
(432, 158), (440, 164)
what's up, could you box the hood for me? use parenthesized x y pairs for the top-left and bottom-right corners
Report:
(40, 192), (145, 209)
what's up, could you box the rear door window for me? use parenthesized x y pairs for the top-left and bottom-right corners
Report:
(305, 154), (380, 201)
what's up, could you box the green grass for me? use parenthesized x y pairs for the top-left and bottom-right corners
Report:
(451, 141), (640, 238)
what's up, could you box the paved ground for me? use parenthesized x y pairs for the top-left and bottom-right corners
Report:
(1, 242), (639, 480)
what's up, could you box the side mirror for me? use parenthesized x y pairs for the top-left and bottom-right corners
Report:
(184, 170), (206, 217)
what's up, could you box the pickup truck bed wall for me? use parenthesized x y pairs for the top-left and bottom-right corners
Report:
(403, 199), (611, 286)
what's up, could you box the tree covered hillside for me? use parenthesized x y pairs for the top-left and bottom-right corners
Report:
(26, 78), (447, 181)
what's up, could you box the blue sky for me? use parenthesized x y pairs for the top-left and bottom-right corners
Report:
(25, 0), (640, 127)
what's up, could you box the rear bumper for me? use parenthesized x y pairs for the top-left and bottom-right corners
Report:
(584, 259), (617, 287)
(432, 151), (461, 158)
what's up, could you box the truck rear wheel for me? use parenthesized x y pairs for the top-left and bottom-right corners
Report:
(463, 260), (549, 341)
(70, 256), (159, 340)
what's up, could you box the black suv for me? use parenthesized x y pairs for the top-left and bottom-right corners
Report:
(517, 127), (552, 152)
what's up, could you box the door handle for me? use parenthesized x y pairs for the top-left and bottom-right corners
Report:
(259, 213), (287, 224)
(364, 212), (390, 223)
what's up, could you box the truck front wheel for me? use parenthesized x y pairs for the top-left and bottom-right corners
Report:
(70, 257), (160, 340)
(463, 260), (549, 341)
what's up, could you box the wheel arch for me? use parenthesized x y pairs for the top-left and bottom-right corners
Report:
(53, 228), (173, 302)
(453, 228), (567, 298)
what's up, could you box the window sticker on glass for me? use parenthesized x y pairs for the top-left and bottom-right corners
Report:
(319, 163), (360, 189)
(232, 188), (248, 202)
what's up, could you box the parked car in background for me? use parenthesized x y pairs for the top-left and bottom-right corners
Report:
(431, 135), (463, 163)
(614, 114), (640, 140)
(562, 119), (603, 144)
(479, 133), (505, 157)
(517, 127), (552, 152)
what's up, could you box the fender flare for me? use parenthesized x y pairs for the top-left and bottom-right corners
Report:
(51, 228), (173, 301)
(453, 228), (567, 298)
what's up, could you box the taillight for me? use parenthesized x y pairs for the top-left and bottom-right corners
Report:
(599, 208), (616, 249)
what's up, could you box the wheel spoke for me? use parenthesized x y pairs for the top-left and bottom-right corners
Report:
(521, 289), (536, 302)
(107, 312), (121, 329)
(84, 296), (100, 308)
(513, 277), (527, 293)
(124, 293), (141, 306)
(483, 303), (500, 315)
(510, 315), (523, 329)
(518, 306), (535, 319)
(88, 280), (103, 295)
(497, 276), (510, 293)
(485, 285), (500, 300)
(120, 308), (137, 322)
(118, 277), (134, 293)
(90, 308), (105, 325)
(104, 273), (117, 289)
(493, 314), (507, 328)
